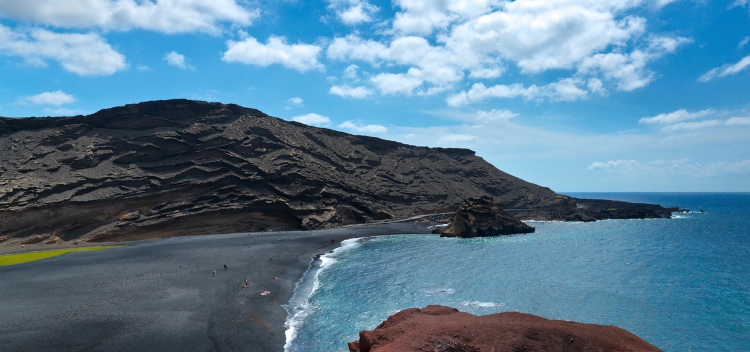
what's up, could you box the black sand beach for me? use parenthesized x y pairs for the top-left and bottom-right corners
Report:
(0, 220), (431, 352)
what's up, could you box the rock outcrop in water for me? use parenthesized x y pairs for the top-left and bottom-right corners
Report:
(0, 99), (678, 243)
(433, 196), (535, 237)
(347, 305), (661, 352)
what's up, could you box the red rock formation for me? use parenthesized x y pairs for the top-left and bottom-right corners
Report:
(348, 305), (661, 352)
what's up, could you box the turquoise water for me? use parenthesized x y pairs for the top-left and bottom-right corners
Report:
(285, 193), (750, 351)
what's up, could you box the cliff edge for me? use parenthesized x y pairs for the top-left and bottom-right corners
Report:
(348, 305), (661, 352)
(0, 99), (677, 244)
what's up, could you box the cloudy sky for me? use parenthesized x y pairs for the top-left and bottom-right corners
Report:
(1, 0), (749, 192)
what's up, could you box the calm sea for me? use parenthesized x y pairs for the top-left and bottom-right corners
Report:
(285, 193), (750, 351)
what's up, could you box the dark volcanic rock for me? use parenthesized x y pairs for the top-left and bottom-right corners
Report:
(433, 196), (534, 237)
(348, 305), (661, 352)
(0, 99), (678, 243)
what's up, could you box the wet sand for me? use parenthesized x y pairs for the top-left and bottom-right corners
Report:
(0, 220), (432, 352)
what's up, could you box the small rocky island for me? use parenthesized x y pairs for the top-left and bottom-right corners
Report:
(433, 196), (535, 237)
(348, 305), (661, 352)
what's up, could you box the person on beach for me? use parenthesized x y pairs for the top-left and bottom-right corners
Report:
(242, 280), (248, 288)
(223, 264), (227, 270)
(212, 269), (216, 277)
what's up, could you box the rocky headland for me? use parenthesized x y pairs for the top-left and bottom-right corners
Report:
(348, 305), (661, 352)
(433, 196), (535, 237)
(0, 99), (679, 244)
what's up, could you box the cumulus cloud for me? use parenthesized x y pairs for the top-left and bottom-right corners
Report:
(223, 36), (323, 72)
(0, 25), (126, 75)
(726, 117), (750, 126)
(579, 36), (691, 91)
(163, 51), (192, 69)
(42, 107), (86, 116)
(699, 54), (750, 82)
(588, 158), (750, 177)
(738, 36), (750, 49)
(343, 64), (359, 79)
(587, 160), (640, 170)
(391, 0), (502, 36)
(16, 90), (76, 106)
(475, 109), (518, 122)
(329, 35), (472, 95)
(446, 78), (588, 107)
(662, 120), (722, 132)
(0, 0), (258, 34)
(439, 133), (475, 143)
(338, 120), (387, 133)
(325, 1), (688, 104)
(329, 85), (374, 98)
(639, 109), (715, 124)
(286, 97), (304, 106)
(291, 113), (331, 127)
(327, 0), (379, 25)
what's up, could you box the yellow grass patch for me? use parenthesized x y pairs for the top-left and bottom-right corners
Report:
(0, 246), (124, 266)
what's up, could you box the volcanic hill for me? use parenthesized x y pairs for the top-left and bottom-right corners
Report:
(0, 99), (676, 243)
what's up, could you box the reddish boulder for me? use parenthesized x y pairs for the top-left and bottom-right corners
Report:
(434, 196), (535, 237)
(348, 305), (661, 352)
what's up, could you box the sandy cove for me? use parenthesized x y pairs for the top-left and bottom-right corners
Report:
(0, 220), (432, 352)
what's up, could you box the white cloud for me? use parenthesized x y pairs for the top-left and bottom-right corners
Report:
(287, 97), (304, 106)
(662, 119), (722, 132)
(739, 36), (750, 49)
(588, 160), (640, 170)
(588, 158), (750, 178)
(639, 108), (715, 124)
(370, 71), (425, 95)
(391, 0), (502, 36)
(726, 117), (750, 126)
(329, 85), (374, 98)
(42, 107), (86, 116)
(578, 36), (691, 91)
(699, 55), (750, 82)
(223, 36), (323, 72)
(0, 0), (258, 35)
(444, 1), (647, 74)
(329, 35), (470, 94)
(291, 113), (331, 127)
(326, 1), (688, 103)
(343, 64), (359, 79)
(0, 25), (127, 75)
(439, 133), (476, 143)
(338, 120), (387, 133)
(446, 78), (588, 107)
(16, 90), (76, 106)
(327, 0), (379, 25)
(163, 51), (192, 69)
(475, 109), (518, 122)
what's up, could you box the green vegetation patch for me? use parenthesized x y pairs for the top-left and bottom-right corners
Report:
(0, 246), (124, 266)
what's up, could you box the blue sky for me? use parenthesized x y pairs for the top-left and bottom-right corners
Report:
(1, 0), (749, 192)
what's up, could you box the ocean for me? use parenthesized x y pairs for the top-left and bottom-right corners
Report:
(284, 193), (750, 351)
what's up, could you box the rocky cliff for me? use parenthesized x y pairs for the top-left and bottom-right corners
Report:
(433, 196), (535, 237)
(0, 99), (677, 243)
(348, 305), (661, 352)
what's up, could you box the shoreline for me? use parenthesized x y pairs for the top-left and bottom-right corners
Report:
(0, 219), (433, 352)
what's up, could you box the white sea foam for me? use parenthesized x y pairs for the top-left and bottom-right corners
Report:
(283, 238), (365, 351)
(421, 287), (455, 295)
(460, 300), (505, 309)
